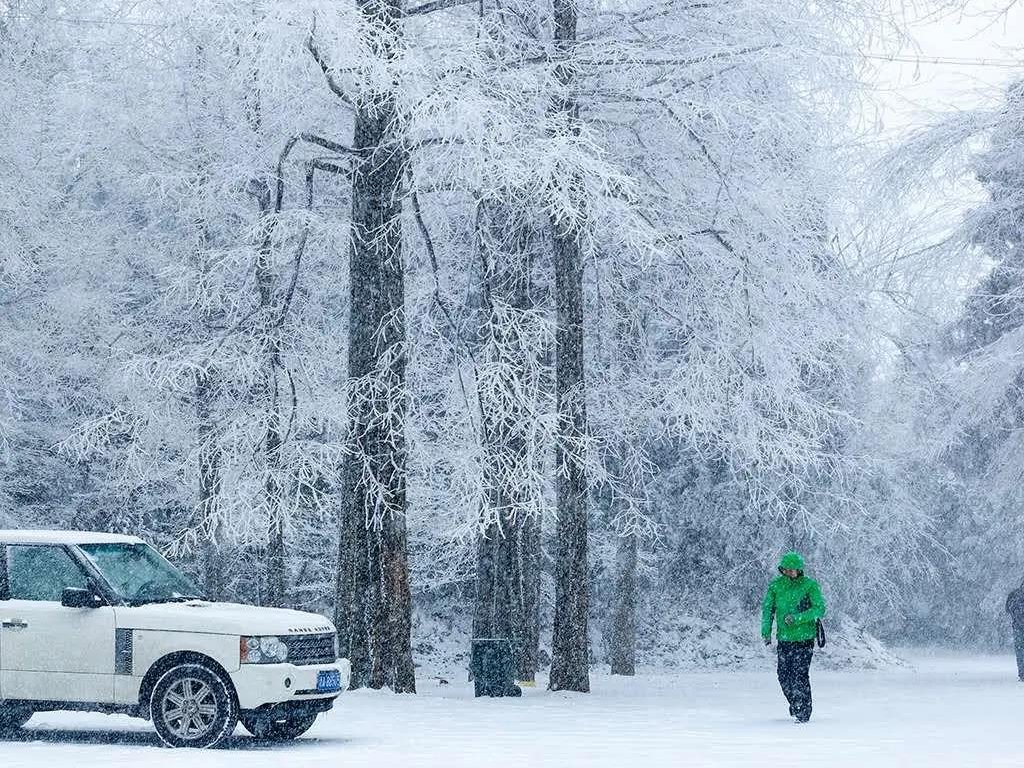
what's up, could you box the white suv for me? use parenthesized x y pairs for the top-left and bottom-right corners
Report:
(0, 530), (350, 748)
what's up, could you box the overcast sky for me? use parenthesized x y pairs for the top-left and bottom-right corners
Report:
(852, 4), (1024, 330)
(872, 2), (1024, 136)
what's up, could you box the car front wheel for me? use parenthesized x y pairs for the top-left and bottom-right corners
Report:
(241, 711), (318, 741)
(150, 663), (238, 748)
(0, 704), (32, 734)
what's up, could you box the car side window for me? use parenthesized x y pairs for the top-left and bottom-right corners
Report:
(7, 545), (90, 601)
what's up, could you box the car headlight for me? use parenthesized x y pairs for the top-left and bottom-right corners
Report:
(240, 636), (288, 664)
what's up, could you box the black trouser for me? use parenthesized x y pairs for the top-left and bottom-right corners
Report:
(777, 640), (814, 721)
(1013, 621), (1024, 680)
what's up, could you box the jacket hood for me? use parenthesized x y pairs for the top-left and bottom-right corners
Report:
(778, 551), (805, 573)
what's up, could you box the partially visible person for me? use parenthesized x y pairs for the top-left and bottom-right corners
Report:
(761, 551), (826, 723)
(1006, 582), (1024, 681)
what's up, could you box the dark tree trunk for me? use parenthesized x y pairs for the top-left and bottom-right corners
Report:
(188, 45), (227, 604)
(609, 531), (637, 675)
(474, 518), (515, 642)
(335, 490), (371, 684)
(471, 201), (543, 683)
(548, 248), (590, 693)
(548, 0), (590, 692)
(607, 278), (646, 676)
(242, 38), (288, 608)
(472, 507), (539, 682)
(517, 510), (541, 681)
(263, 357), (286, 607)
(254, 196), (287, 608)
(196, 369), (225, 601)
(547, 0), (589, 693)
(335, 0), (415, 693)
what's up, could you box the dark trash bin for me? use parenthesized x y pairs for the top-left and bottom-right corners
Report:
(470, 638), (523, 698)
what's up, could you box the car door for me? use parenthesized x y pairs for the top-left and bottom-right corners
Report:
(0, 543), (116, 704)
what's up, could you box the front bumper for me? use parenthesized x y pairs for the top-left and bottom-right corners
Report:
(230, 658), (351, 710)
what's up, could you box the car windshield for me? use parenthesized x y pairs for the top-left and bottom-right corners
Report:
(78, 542), (203, 606)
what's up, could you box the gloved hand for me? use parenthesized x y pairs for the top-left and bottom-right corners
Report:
(763, 637), (771, 647)
(784, 614), (795, 626)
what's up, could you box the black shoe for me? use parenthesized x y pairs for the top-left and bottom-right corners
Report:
(795, 714), (810, 723)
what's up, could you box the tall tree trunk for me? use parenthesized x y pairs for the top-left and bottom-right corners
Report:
(517, 510), (541, 681)
(335, 0), (415, 693)
(196, 369), (225, 601)
(473, 509), (541, 682)
(471, 201), (543, 683)
(474, 516), (514, 642)
(609, 530), (637, 675)
(548, 0), (590, 692)
(243, 34), (288, 607)
(607, 278), (646, 676)
(549, 231), (590, 692)
(188, 44), (227, 603)
(263, 349), (286, 606)
(255, 196), (287, 608)
(473, 503), (535, 681)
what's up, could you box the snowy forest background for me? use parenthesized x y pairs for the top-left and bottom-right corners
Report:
(2, 0), (1023, 692)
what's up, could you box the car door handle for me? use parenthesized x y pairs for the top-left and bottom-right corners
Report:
(1, 619), (28, 629)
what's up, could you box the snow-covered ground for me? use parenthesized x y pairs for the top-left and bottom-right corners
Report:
(3, 652), (1021, 767)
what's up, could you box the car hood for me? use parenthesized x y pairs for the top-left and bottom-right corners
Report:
(115, 601), (335, 636)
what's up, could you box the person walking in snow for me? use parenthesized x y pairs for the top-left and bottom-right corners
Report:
(1006, 582), (1024, 681)
(761, 551), (826, 723)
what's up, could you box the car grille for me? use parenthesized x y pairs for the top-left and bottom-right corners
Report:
(283, 633), (336, 666)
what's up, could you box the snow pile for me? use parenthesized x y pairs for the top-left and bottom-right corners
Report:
(815, 616), (910, 670)
(628, 610), (761, 670)
(629, 608), (908, 671)
(412, 603), (906, 679)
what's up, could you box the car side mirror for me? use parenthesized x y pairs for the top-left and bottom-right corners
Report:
(62, 587), (101, 609)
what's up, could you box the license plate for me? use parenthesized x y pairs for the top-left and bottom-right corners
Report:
(317, 670), (341, 692)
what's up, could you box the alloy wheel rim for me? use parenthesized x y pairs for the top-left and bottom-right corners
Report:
(161, 677), (218, 740)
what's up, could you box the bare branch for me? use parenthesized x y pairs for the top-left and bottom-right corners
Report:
(578, 45), (780, 68)
(304, 23), (353, 105)
(275, 135), (302, 214)
(311, 159), (350, 175)
(409, 178), (484, 438)
(281, 365), (299, 445)
(404, 0), (477, 16)
(275, 163), (316, 328)
(276, 133), (355, 212)
(300, 133), (358, 155)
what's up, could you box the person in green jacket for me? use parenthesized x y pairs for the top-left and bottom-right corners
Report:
(761, 551), (826, 723)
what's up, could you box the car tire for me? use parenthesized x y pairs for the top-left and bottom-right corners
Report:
(0, 704), (32, 733)
(150, 663), (238, 748)
(241, 711), (318, 741)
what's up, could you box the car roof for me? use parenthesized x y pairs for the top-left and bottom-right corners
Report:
(0, 530), (144, 546)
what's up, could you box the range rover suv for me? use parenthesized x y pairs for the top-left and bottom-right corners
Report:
(0, 530), (350, 748)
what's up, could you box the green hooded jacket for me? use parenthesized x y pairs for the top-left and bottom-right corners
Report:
(760, 552), (826, 643)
